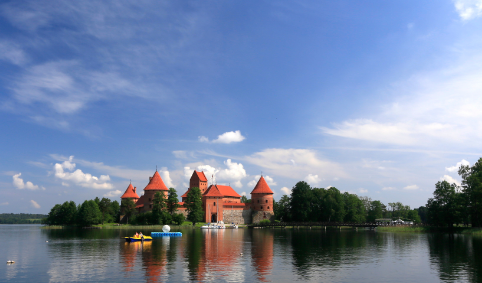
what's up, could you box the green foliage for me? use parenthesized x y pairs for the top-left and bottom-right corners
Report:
(367, 200), (385, 222)
(110, 200), (120, 222)
(291, 181), (313, 222)
(98, 198), (112, 225)
(0, 213), (46, 224)
(172, 213), (186, 225)
(151, 191), (167, 224)
(241, 195), (251, 203)
(121, 198), (137, 224)
(343, 192), (366, 223)
(185, 187), (203, 226)
(167, 188), (181, 214)
(258, 219), (271, 225)
(427, 180), (464, 227)
(78, 200), (102, 226)
(459, 158), (482, 227)
(274, 195), (291, 222)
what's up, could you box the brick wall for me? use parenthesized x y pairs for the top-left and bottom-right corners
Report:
(223, 208), (252, 224)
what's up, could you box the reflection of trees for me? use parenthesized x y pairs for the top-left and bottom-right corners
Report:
(427, 234), (482, 282)
(184, 229), (204, 281)
(281, 229), (378, 280)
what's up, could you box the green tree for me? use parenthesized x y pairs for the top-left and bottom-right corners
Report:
(151, 191), (167, 224)
(367, 200), (385, 222)
(184, 187), (203, 226)
(172, 213), (186, 225)
(47, 204), (62, 225)
(343, 193), (366, 223)
(323, 187), (345, 222)
(167, 188), (181, 215)
(311, 188), (326, 222)
(121, 198), (137, 224)
(274, 195), (291, 222)
(291, 181), (313, 222)
(98, 198), (112, 225)
(110, 200), (120, 223)
(459, 158), (482, 227)
(427, 180), (461, 227)
(407, 209), (421, 223)
(417, 206), (428, 224)
(241, 195), (251, 203)
(78, 200), (101, 226)
(60, 201), (77, 225)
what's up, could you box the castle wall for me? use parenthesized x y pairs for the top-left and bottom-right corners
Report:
(252, 211), (275, 223)
(223, 208), (252, 224)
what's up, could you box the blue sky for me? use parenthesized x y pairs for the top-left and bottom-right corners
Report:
(2, 0), (482, 213)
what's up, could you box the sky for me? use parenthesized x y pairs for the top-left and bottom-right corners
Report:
(1, 0), (482, 214)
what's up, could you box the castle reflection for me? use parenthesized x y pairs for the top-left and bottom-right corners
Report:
(119, 229), (274, 281)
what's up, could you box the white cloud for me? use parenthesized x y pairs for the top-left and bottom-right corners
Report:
(247, 175), (277, 187)
(30, 200), (40, 209)
(53, 156), (113, 189)
(0, 202), (9, 206)
(198, 136), (209, 143)
(320, 55), (482, 149)
(454, 0), (482, 20)
(245, 148), (346, 180)
(382, 187), (396, 191)
(216, 159), (247, 188)
(359, 188), (368, 193)
(305, 174), (322, 185)
(441, 175), (461, 186)
(281, 187), (292, 195)
(446, 159), (470, 172)
(13, 173), (41, 190)
(199, 131), (246, 144)
(403, 185), (419, 190)
(103, 190), (122, 197)
(159, 168), (174, 188)
(0, 40), (28, 65)
(212, 130), (245, 144)
(241, 191), (246, 196)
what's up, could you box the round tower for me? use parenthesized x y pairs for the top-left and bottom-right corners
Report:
(250, 176), (274, 222)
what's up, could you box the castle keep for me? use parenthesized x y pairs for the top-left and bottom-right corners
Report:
(121, 170), (274, 224)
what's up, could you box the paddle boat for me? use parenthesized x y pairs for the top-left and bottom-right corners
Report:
(124, 235), (153, 242)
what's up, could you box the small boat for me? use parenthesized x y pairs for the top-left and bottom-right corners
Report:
(124, 235), (153, 242)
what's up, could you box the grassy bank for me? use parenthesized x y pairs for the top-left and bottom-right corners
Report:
(377, 226), (482, 234)
(42, 222), (208, 229)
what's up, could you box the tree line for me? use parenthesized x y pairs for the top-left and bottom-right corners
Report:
(0, 213), (47, 224)
(425, 158), (482, 227)
(45, 197), (120, 226)
(273, 181), (421, 223)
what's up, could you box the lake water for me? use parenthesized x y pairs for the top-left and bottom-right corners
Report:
(1, 225), (481, 282)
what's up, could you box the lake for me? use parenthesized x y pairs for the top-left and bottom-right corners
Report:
(0, 225), (481, 282)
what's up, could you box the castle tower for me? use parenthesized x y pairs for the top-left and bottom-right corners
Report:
(139, 171), (169, 213)
(181, 170), (208, 202)
(250, 176), (274, 223)
(120, 183), (140, 203)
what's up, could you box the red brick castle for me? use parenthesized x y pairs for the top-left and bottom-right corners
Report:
(120, 170), (274, 224)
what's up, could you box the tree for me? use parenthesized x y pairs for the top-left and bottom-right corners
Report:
(78, 200), (101, 226)
(459, 158), (482, 227)
(184, 187), (203, 226)
(241, 195), (251, 203)
(167, 188), (181, 215)
(343, 193), (366, 223)
(274, 195), (291, 222)
(291, 181), (313, 222)
(152, 191), (167, 224)
(59, 201), (77, 225)
(121, 198), (137, 224)
(110, 200), (120, 223)
(427, 180), (461, 227)
(367, 200), (385, 222)
(47, 204), (62, 225)
(98, 198), (112, 225)
(407, 209), (421, 223)
(323, 187), (345, 222)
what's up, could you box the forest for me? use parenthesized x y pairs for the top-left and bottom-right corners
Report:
(0, 213), (47, 224)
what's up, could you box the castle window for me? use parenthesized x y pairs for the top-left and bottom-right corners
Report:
(257, 200), (260, 203)
(261, 206), (263, 209)
(268, 206), (270, 209)
(214, 202), (216, 206)
(266, 200), (268, 203)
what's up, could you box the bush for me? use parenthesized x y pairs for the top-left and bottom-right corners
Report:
(258, 219), (271, 226)
(172, 213), (186, 225)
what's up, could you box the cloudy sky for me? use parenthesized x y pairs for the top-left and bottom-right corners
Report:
(1, 0), (482, 213)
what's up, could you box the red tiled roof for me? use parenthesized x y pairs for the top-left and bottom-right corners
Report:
(250, 176), (274, 194)
(121, 183), (140, 199)
(195, 171), (207, 182)
(181, 189), (189, 198)
(203, 185), (241, 198)
(178, 202), (184, 206)
(136, 204), (144, 208)
(223, 203), (247, 207)
(144, 171), (168, 191)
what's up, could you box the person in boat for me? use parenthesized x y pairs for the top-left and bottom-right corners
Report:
(135, 232), (139, 237)
(139, 232), (144, 240)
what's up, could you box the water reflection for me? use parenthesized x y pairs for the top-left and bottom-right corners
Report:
(5, 225), (482, 282)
